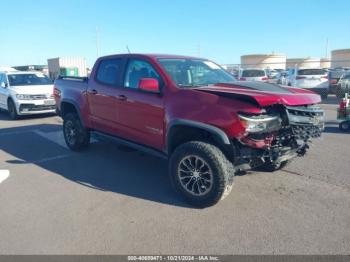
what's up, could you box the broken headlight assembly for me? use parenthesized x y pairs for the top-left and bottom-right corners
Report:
(238, 113), (282, 133)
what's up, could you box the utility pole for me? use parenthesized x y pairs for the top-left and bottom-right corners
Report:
(325, 37), (329, 58)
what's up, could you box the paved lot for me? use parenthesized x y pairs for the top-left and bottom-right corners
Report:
(0, 95), (349, 255)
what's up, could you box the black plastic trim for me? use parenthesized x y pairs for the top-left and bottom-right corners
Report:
(92, 131), (167, 159)
(167, 119), (231, 153)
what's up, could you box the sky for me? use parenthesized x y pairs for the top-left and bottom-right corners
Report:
(0, 0), (349, 67)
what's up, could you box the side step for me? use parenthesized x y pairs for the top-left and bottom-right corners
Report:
(91, 131), (168, 159)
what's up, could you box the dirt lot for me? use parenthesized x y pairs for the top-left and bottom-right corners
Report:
(0, 95), (349, 254)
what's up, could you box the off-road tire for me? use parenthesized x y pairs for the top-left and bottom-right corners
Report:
(7, 99), (19, 120)
(169, 141), (235, 208)
(63, 113), (90, 151)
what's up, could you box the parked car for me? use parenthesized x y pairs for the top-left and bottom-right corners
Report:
(287, 68), (329, 99)
(239, 69), (268, 82)
(336, 73), (350, 98)
(54, 54), (324, 207)
(0, 71), (55, 119)
(277, 71), (289, 85)
(329, 69), (349, 95)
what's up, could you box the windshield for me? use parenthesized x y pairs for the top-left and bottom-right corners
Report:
(242, 70), (265, 77)
(157, 58), (236, 87)
(298, 69), (326, 76)
(8, 73), (53, 86)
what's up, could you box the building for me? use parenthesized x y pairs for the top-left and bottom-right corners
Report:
(331, 49), (350, 68)
(240, 53), (286, 70)
(286, 57), (321, 69)
(0, 66), (17, 72)
(47, 57), (87, 80)
(320, 58), (331, 69)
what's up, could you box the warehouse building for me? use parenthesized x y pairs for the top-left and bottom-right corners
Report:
(286, 57), (321, 69)
(331, 49), (350, 68)
(47, 57), (87, 80)
(240, 53), (286, 70)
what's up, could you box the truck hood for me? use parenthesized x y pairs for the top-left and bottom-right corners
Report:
(193, 82), (321, 107)
(10, 84), (54, 95)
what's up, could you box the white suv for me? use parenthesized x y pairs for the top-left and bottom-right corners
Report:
(0, 71), (56, 119)
(287, 68), (329, 99)
(239, 69), (268, 82)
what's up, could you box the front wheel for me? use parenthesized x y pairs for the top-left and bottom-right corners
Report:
(169, 141), (235, 208)
(7, 99), (19, 120)
(63, 113), (90, 151)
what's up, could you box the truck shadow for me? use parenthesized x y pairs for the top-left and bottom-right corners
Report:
(0, 123), (190, 208)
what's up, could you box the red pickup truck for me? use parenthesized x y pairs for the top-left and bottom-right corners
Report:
(54, 54), (324, 207)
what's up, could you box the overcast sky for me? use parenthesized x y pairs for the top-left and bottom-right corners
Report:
(0, 0), (349, 67)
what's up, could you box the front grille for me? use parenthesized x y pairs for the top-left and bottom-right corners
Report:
(28, 94), (52, 100)
(30, 95), (47, 100)
(19, 104), (56, 112)
(286, 106), (324, 139)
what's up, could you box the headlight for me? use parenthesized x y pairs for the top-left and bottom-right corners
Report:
(238, 113), (282, 133)
(16, 94), (32, 100)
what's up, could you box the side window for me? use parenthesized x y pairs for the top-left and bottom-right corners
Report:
(96, 59), (123, 86)
(124, 59), (161, 89)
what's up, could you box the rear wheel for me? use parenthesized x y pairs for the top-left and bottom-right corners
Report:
(169, 141), (234, 208)
(63, 113), (90, 151)
(7, 99), (18, 120)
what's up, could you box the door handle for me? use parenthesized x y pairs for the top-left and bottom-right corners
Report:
(118, 95), (127, 101)
(89, 89), (98, 95)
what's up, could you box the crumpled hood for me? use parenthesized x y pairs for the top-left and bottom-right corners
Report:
(193, 82), (321, 107)
(11, 84), (54, 95)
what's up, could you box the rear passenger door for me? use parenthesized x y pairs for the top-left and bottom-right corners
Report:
(116, 58), (165, 150)
(87, 58), (126, 135)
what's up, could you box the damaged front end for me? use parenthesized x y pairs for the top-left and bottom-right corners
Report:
(233, 104), (324, 171)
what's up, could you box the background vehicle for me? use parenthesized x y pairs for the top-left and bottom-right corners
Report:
(336, 73), (350, 98)
(287, 68), (329, 99)
(329, 69), (347, 94)
(239, 69), (268, 82)
(0, 71), (55, 119)
(277, 71), (289, 85)
(265, 69), (279, 83)
(337, 93), (350, 131)
(54, 54), (324, 207)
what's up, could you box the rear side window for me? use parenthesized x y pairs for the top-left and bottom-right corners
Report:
(96, 59), (123, 86)
(242, 70), (265, 77)
(298, 69), (326, 76)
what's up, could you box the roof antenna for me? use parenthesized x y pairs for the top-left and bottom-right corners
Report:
(126, 45), (131, 54)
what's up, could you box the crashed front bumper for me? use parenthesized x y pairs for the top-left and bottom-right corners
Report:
(232, 105), (325, 171)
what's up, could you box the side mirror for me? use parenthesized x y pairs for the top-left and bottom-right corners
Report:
(0, 82), (7, 88)
(138, 78), (160, 93)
